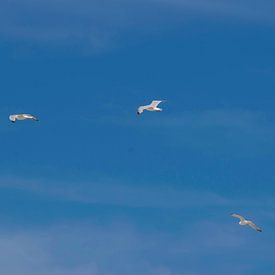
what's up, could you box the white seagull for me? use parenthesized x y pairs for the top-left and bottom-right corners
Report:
(231, 213), (262, 232)
(137, 100), (164, 115)
(9, 114), (39, 123)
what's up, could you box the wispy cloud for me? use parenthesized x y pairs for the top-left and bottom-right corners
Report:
(154, 109), (275, 156)
(1, 174), (275, 214)
(0, 222), (182, 275)
(0, 176), (230, 208)
(89, 109), (275, 157)
(0, 0), (274, 52)
(153, 0), (275, 22)
(0, 218), (272, 275)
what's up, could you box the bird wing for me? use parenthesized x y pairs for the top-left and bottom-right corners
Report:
(231, 213), (245, 222)
(137, 106), (146, 114)
(22, 114), (38, 120)
(9, 115), (16, 121)
(22, 114), (33, 118)
(15, 114), (28, 119)
(150, 100), (162, 108)
(248, 221), (262, 232)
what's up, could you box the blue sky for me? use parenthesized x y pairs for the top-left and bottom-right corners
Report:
(0, 1), (275, 274)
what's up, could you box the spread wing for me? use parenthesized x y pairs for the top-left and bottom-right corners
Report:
(23, 114), (39, 120)
(9, 114), (39, 121)
(150, 100), (162, 108)
(9, 115), (17, 122)
(248, 221), (262, 232)
(137, 106), (146, 114)
(231, 213), (245, 222)
(22, 114), (33, 118)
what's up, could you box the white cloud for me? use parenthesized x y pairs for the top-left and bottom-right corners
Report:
(0, 175), (230, 208)
(154, 109), (275, 156)
(0, 219), (261, 275)
(0, 222), (184, 275)
(152, 0), (275, 21)
(0, 0), (274, 52)
(91, 109), (275, 157)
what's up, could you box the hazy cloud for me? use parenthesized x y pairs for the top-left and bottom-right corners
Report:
(0, 0), (275, 52)
(151, 109), (275, 156)
(0, 219), (265, 275)
(91, 109), (275, 157)
(152, 0), (275, 21)
(0, 176), (230, 208)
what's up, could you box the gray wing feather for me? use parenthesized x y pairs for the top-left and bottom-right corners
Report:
(231, 213), (245, 221)
(248, 222), (262, 232)
(150, 100), (162, 108)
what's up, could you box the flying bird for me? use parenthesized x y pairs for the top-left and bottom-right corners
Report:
(9, 114), (39, 123)
(137, 100), (164, 115)
(231, 213), (262, 232)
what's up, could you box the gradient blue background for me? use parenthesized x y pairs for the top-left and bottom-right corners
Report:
(0, 1), (275, 274)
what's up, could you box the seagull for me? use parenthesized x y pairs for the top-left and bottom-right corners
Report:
(9, 114), (39, 123)
(231, 213), (262, 232)
(137, 100), (164, 115)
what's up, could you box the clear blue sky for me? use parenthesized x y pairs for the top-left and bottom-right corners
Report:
(0, 1), (275, 274)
